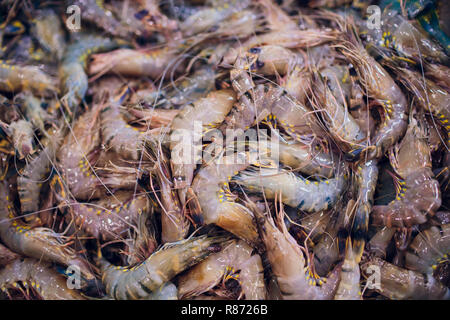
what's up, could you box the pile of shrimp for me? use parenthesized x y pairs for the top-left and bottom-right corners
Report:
(0, 0), (448, 300)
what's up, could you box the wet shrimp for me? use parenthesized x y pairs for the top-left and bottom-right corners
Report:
(99, 235), (228, 300)
(233, 165), (347, 213)
(170, 89), (236, 205)
(371, 117), (441, 228)
(59, 34), (126, 111)
(339, 28), (408, 161)
(405, 224), (450, 275)
(361, 257), (450, 299)
(250, 202), (341, 299)
(0, 180), (94, 281)
(30, 8), (66, 61)
(190, 151), (259, 246)
(178, 239), (266, 300)
(334, 239), (361, 300)
(64, 191), (150, 242)
(0, 258), (85, 300)
(0, 61), (57, 97)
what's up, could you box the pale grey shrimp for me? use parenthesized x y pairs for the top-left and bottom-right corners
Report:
(64, 191), (150, 241)
(170, 89), (236, 205)
(0, 181), (95, 282)
(232, 166), (347, 213)
(361, 257), (450, 299)
(59, 34), (126, 111)
(178, 239), (266, 300)
(14, 92), (52, 135)
(0, 258), (85, 300)
(99, 235), (228, 300)
(250, 202), (341, 299)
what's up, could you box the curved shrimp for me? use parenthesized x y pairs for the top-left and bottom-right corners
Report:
(170, 89), (236, 205)
(89, 47), (180, 79)
(57, 103), (104, 201)
(339, 28), (408, 161)
(30, 8), (66, 60)
(361, 257), (450, 299)
(405, 224), (450, 275)
(190, 151), (259, 246)
(17, 127), (64, 215)
(371, 117), (441, 228)
(99, 235), (228, 300)
(0, 180), (95, 281)
(0, 60), (57, 97)
(7, 119), (35, 159)
(178, 239), (266, 300)
(367, 227), (396, 259)
(0, 258), (85, 300)
(65, 191), (150, 241)
(59, 34), (127, 111)
(250, 202), (341, 299)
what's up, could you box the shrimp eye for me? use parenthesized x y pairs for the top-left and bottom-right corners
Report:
(134, 9), (149, 20)
(251, 60), (265, 70)
(249, 47), (261, 54)
(349, 67), (357, 76)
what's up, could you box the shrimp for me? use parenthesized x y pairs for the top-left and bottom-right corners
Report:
(8, 119), (35, 159)
(0, 60), (57, 97)
(59, 34), (126, 111)
(278, 139), (338, 178)
(313, 69), (366, 151)
(0, 180), (95, 281)
(228, 53), (324, 143)
(14, 92), (52, 135)
(180, 0), (250, 37)
(178, 240), (266, 300)
(351, 159), (379, 261)
(405, 224), (450, 275)
(57, 103), (104, 201)
(89, 47), (179, 79)
(393, 66), (450, 148)
(190, 151), (259, 246)
(30, 9), (65, 60)
(0, 258), (85, 300)
(0, 243), (18, 266)
(334, 239), (362, 300)
(101, 89), (155, 161)
(17, 127), (64, 215)
(170, 89), (236, 205)
(133, 0), (179, 34)
(64, 191), (150, 241)
(99, 235), (228, 300)
(361, 257), (450, 299)
(359, 10), (449, 65)
(249, 201), (341, 299)
(69, 0), (129, 37)
(246, 45), (303, 77)
(233, 166), (347, 213)
(147, 140), (190, 243)
(308, 0), (352, 8)
(371, 116), (441, 228)
(338, 28), (408, 161)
